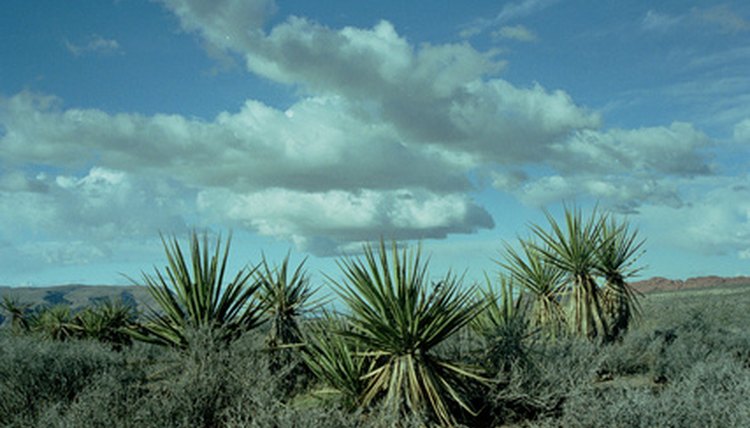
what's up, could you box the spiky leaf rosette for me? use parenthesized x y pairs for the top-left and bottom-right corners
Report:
(500, 239), (567, 337)
(530, 206), (610, 340)
(130, 231), (265, 349)
(255, 253), (322, 349)
(472, 275), (535, 372)
(330, 240), (486, 426)
(301, 312), (367, 409)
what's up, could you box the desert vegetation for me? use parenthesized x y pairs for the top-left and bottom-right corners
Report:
(3, 207), (750, 427)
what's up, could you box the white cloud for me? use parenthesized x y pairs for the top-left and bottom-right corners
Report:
(638, 177), (750, 258)
(460, 0), (558, 38)
(64, 35), (121, 56)
(159, 0), (276, 52)
(0, 92), (490, 255)
(160, 1), (598, 156)
(554, 123), (713, 177)
(493, 25), (538, 42)
(492, 122), (713, 212)
(0, 167), (189, 252)
(494, 0), (559, 24)
(0, 92), (470, 193)
(197, 188), (493, 255)
(735, 118), (750, 143)
(0, 1), (725, 267)
(641, 6), (749, 35)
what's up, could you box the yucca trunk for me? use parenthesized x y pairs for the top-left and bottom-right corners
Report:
(570, 274), (609, 340)
(601, 274), (642, 341)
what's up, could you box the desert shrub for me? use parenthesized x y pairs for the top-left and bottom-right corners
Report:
(0, 335), (127, 426)
(553, 356), (750, 427)
(640, 308), (750, 383)
(490, 337), (602, 425)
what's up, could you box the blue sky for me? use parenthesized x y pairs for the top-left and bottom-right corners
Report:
(2, 0), (750, 286)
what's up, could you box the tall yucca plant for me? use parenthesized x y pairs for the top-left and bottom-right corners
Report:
(500, 240), (567, 337)
(530, 206), (610, 340)
(255, 253), (320, 349)
(130, 231), (265, 349)
(472, 275), (534, 372)
(330, 240), (486, 426)
(596, 217), (645, 341)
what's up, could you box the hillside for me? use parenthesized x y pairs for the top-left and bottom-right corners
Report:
(3, 275), (750, 326)
(631, 275), (750, 293)
(0, 284), (155, 326)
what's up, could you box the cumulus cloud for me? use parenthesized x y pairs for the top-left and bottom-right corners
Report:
(638, 177), (750, 258)
(492, 122), (713, 212)
(0, 167), (188, 241)
(0, 1), (721, 263)
(0, 166), (189, 269)
(198, 188), (493, 256)
(553, 123), (713, 177)
(0, 91), (490, 255)
(160, 1), (597, 155)
(0, 92), (470, 193)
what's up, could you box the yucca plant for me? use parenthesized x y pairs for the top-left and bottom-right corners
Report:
(255, 253), (321, 349)
(32, 305), (78, 341)
(301, 312), (367, 409)
(472, 275), (535, 372)
(74, 299), (139, 350)
(129, 231), (265, 349)
(530, 206), (610, 341)
(500, 240), (567, 338)
(596, 217), (645, 341)
(330, 240), (487, 426)
(0, 295), (32, 334)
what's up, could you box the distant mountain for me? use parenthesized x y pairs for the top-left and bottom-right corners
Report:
(631, 275), (750, 293)
(2, 276), (749, 327)
(0, 284), (155, 327)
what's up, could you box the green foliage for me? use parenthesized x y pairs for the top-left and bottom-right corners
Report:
(255, 253), (321, 349)
(301, 313), (367, 409)
(74, 298), (139, 349)
(596, 217), (646, 341)
(508, 206), (645, 342)
(0, 335), (127, 426)
(131, 231), (266, 349)
(472, 275), (535, 372)
(500, 240), (567, 338)
(330, 240), (487, 426)
(7, 227), (750, 427)
(0, 295), (32, 333)
(32, 304), (78, 341)
(530, 206), (610, 340)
